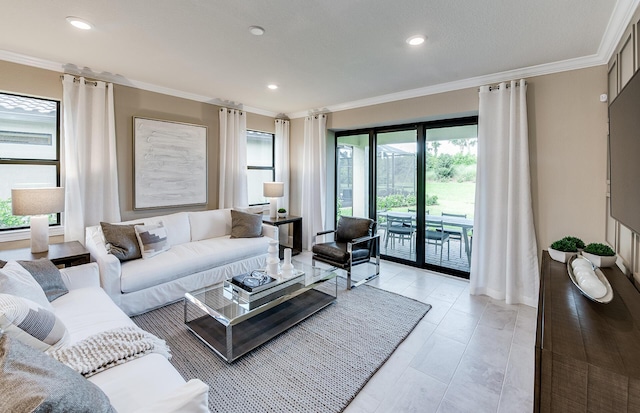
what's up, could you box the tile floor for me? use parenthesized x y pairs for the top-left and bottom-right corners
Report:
(298, 252), (536, 413)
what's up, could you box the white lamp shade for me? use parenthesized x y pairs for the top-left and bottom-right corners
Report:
(11, 187), (65, 215)
(263, 182), (284, 198)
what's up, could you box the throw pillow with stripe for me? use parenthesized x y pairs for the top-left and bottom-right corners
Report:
(0, 293), (69, 353)
(134, 221), (170, 259)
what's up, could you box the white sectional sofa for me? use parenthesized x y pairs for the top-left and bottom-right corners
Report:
(0, 261), (209, 413)
(86, 209), (277, 316)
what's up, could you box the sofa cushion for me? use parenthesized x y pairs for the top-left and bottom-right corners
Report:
(143, 212), (191, 247)
(230, 210), (264, 238)
(0, 261), (53, 310)
(0, 293), (69, 352)
(0, 334), (115, 413)
(101, 222), (143, 261)
(189, 209), (231, 241)
(135, 222), (171, 259)
(88, 353), (188, 413)
(120, 236), (269, 293)
(52, 287), (136, 344)
(17, 258), (68, 302)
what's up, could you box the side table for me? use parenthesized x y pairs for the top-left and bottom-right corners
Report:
(262, 215), (302, 259)
(0, 240), (90, 268)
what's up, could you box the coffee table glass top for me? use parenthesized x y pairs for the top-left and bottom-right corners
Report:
(184, 259), (337, 326)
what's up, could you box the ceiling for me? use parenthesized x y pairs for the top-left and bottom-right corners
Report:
(0, 1), (637, 118)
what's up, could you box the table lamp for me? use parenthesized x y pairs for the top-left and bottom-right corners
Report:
(11, 187), (65, 253)
(263, 182), (284, 218)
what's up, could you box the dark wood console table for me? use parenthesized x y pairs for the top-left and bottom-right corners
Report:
(535, 251), (640, 412)
(262, 215), (302, 259)
(0, 240), (90, 268)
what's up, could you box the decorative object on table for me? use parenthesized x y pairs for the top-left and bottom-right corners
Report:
(566, 255), (613, 303)
(281, 248), (294, 277)
(11, 187), (65, 253)
(133, 117), (207, 209)
(277, 208), (287, 218)
(263, 182), (284, 218)
(548, 236), (582, 263)
(581, 242), (617, 267)
(266, 239), (280, 276)
(230, 270), (275, 293)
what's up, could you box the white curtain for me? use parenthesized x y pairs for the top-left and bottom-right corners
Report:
(301, 114), (327, 250)
(62, 75), (120, 243)
(275, 119), (290, 210)
(218, 108), (248, 208)
(470, 79), (539, 306)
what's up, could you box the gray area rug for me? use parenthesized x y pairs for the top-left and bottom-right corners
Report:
(132, 280), (431, 413)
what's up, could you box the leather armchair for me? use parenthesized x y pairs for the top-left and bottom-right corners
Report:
(312, 216), (380, 289)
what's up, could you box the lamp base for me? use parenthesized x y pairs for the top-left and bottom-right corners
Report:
(30, 215), (50, 253)
(269, 198), (278, 218)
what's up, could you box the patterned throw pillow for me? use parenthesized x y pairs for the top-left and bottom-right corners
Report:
(100, 222), (143, 261)
(230, 210), (263, 238)
(0, 293), (69, 353)
(134, 222), (171, 259)
(0, 261), (53, 311)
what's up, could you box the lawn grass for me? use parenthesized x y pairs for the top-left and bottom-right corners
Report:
(339, 181), (476, 219)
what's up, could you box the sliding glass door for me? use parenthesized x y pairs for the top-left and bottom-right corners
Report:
(335, 117), (477, 278)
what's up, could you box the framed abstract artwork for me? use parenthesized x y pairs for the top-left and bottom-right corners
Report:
(133, 117), (207, 209)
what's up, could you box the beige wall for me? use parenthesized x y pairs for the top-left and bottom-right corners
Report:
(290, 66), (608, 256)
(0, 61), (275, 249)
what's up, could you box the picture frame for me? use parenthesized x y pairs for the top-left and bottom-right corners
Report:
(133, 117), (207, 209)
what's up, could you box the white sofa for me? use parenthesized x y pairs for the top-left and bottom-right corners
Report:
(86, 209), (277, 316)
(42, 263), (208, 412)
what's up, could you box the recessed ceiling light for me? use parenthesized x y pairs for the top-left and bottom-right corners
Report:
(249, 26), (265, 36)
(66, 16), (93, 30)
(406, 35), (426, 46)
(267, 84), (278, 90)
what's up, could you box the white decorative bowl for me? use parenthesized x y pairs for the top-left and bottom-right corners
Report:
(548, 247), (577, 263)
(581, 251), (617, 268)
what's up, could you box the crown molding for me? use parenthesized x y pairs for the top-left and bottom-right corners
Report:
(599, 0), (640, 62)
(0, 49), (279, 118)
(286, 53), (607, 119)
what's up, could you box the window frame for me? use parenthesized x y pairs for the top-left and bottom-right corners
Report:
(246, 129), (275, 206)
(0, 92), (62, 233)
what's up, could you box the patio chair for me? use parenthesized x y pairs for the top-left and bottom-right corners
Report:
(426, 219), (450, 265)
(312, 216), (380, 290)
(385, 212), (416, 255)
(441, 212), (467, 257)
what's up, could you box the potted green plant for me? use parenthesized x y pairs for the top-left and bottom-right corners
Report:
(277, 208), (287, 218)
(548, 238), (579, 263)
(582, 243), (617, 267)
(562, 236), (585, 250)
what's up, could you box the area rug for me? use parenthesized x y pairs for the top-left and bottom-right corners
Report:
(132, 280), (431, 413)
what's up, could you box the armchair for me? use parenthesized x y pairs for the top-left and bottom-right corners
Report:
(312, 216), (380, 290)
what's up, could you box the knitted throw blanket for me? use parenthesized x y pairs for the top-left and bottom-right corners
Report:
(50, 326), (171, 378)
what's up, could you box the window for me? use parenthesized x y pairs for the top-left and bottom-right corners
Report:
(0, 92), (61, 231)
(247, 130), (275, 206)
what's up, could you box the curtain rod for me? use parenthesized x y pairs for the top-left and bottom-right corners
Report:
(59, 74), (103, 87)
(478, 80), (526, 92)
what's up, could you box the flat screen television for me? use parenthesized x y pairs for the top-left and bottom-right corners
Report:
(609, 69), (640, 234)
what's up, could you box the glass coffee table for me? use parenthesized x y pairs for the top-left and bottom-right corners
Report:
(184, 260), (337, 363)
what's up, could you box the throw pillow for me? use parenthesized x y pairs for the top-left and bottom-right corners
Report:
(0, 293), (69, 353)
(100, 222), (143, 261)
(134, 221), (171, 259)
(0, 259), (6, 268)
(17, 258), (68, 302)
(230, 210), (263, 238)
(0, 261), (53, 311)
(0, 334), (115, 413)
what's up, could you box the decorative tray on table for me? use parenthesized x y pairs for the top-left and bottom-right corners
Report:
(566, 255), (614, 304)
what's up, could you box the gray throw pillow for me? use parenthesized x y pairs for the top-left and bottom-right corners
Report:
(230, 210), (263, 238)
(0, 260), (6, 268)
(100, 222), (143, 261)
(0, 334), (115, 413)
(17, 259), (68, 302)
